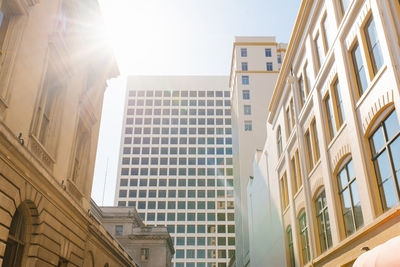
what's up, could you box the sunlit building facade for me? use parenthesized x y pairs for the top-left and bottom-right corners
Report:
(0, 0), (137, 266)
(115, 76), (235, 267)
(253, 0), (400, 266)
(229, 36), (286, 267)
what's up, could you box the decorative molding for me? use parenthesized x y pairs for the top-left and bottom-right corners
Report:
(332, 144), (351, 171)
(311, 177), (324, 200)
(362, 90), (394, 133)
(29, 134), (55, 169)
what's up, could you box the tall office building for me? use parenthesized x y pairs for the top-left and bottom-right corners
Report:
(115, 76), (235, 267)
(229, 36), (286, 267)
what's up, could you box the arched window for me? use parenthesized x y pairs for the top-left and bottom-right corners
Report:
(337, 158), (363, 236)
(277, 126), (283, 156)
(298, 211), (310, 265)
(286, 226), (295, 267)
(3, 207), (26, 267)
(315, 189), (332, 253)
(369, 109), (400, 211)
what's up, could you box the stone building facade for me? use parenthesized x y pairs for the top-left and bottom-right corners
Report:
(0, 0), (136, 266)
(251, 0), (400, 266)
(92, 204), (174, 267)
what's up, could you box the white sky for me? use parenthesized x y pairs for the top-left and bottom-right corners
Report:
(91, 0), (301, 206)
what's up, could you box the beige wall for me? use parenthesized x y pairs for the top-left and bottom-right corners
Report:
(256, 0), (400, 266)
(0, 0), (135, 266)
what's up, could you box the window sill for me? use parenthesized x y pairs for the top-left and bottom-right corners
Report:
(327, 122), (347, 150)
(307, 159), (321, 179)
(355, 65), (387, 110)
(29, 134), (55, 169)
(312, 204), (400, 265)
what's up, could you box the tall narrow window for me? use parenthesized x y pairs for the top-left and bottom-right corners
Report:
(370, 110), (400, 210)
(299, 211), (311, 265)
(287, 226), (295, 267)
(140, 248), (150, 261)
(324, 94), (336, 141)
(337, 159), (364, 236)
(304, 63), (312, 96)
(242, 90), (250, 100)
(0, 7), (10, 55)
(72, 119), (90, 184)
(298, 76), (306, 108)
(280, 173), (289, 210)
(315, 190), (332, 253)
(350, 42), (368, 97)
(364, 16), (384, 75)
(305, 130), (314, 172)
(291, 150), (302, 194)
(315, 32), (325, 69)
(242, 75), (249, 85)
(311, 120), (320, 162)
(3, 207), (26, 267)
(241, 62), (248, 71)
(322, 15), (332, 51)
(266, 62), (273, 71)
(277, 126), (283, 156)
(289, 100), (295, 129)
(240, 48), (247, 57)
(32, 59), (63, 155)
(332, 79), (345, 127)
(278, 55), (282, 64)
(265, 48), (272, 57)
(286, 106), (292, 135)
(244, 105), (251, 115)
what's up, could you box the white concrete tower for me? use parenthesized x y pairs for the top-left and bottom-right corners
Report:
(229, 37), (286, 267)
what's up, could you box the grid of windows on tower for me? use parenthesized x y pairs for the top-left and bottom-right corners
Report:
(117, 89), (235, 267)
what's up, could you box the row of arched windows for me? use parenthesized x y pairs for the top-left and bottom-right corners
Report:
(284, 107), (400, 265)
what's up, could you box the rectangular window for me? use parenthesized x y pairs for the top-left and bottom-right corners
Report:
(280, 173), (289, 210)
(337, 159), (364, 236)
(244, 120), (252, 131)
(241, 62), (248, 71)
(322, 15), (332, 51)
(140, 248), (150, 261)
(242, 90), (250, 100)
(115, 225), (123, 236)
(350, 42), (368, 98)
(244, 105), (251, 115)
(311, 120), (320, 162)
(324, 94), (336, 141)
(291, 150), (302, 194)
(277, 55), (282, 64)
(298, 76), (306, 108)
(242, 75), (249, 85)
(299, 212), (311, 264)
(364, 16), (384, 75)
(315, 190), (333, 252)
(266, 62), (273, 71)
(240, 47), (247, 57)
(315, 32), (325, 69)
(332, 79), (345, 127)
(286, 105), (292, 136)
(289, 100), (295, 128)
(265, 48), (272, 57)
(305, 130), (314, 172)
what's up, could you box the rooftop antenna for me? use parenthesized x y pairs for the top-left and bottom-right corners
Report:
(101, 158), (109, 206)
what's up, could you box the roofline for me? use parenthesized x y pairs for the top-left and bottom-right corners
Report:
(267, 0), (311, 123)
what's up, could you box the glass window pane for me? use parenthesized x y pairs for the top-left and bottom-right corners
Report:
(371, 126), (385, 153)
(385, 111), (400, 140)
